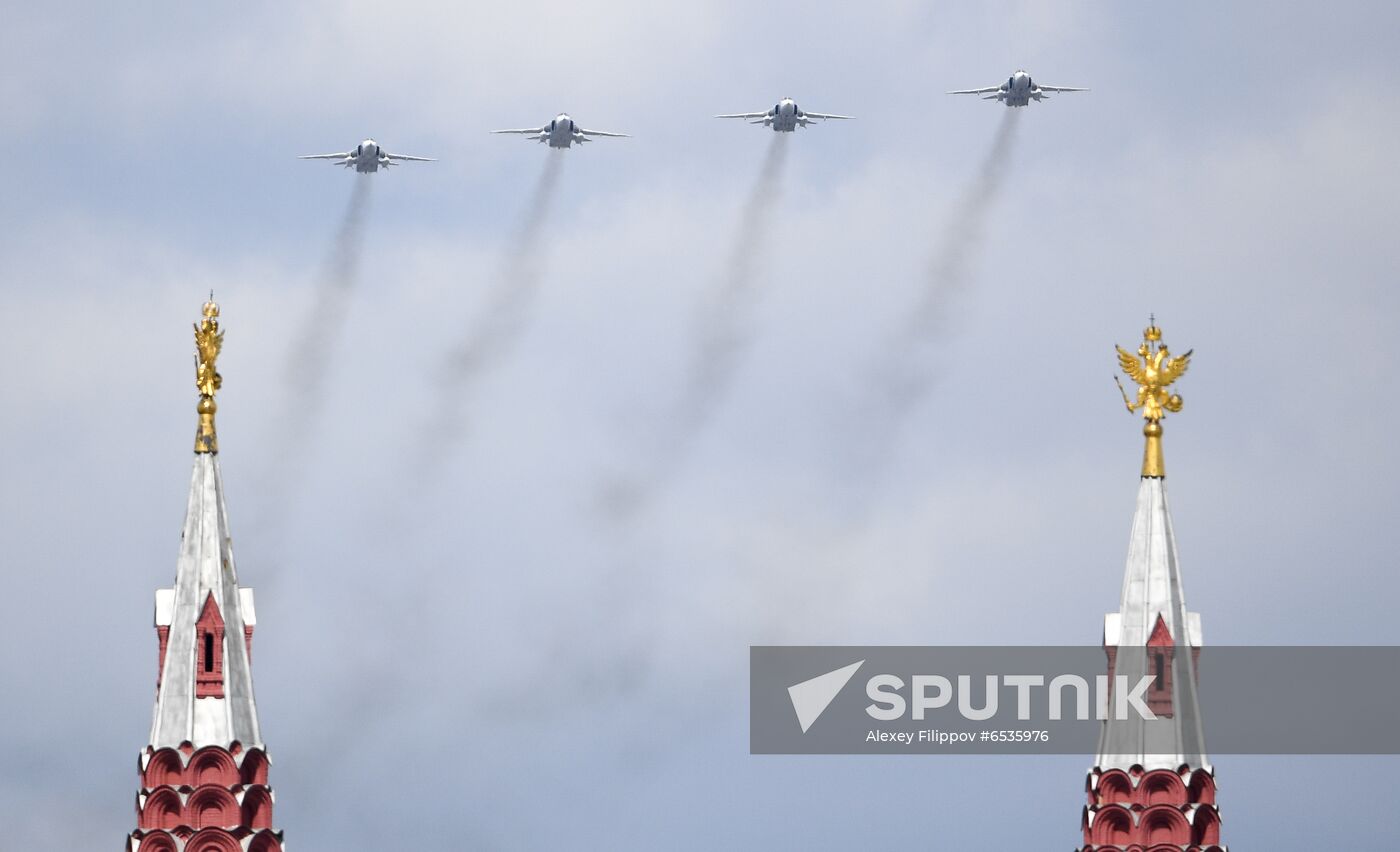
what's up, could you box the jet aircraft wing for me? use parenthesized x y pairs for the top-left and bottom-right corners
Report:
(298, 152), (352, 159)
(715, 111), (770, 119)
(491, 127), (548, 135)
(384, 153), (436, 161)
(947, 86), (1001, 95)
(1034, 85), (1088, 92)
(801, 112), (853, 120)
(577, 128), (630, 138)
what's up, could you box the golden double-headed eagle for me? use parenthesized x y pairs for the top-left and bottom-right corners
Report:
(194, 300), (223, 398)
(1115, 323), (1191, 423)
(192, 298), (224, 453)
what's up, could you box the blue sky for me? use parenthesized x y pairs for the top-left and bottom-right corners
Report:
(2, 2), (1398, 848)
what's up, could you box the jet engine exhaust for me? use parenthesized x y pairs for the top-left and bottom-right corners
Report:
(292, 175), (374, 400)
(249, 176), (373, 575)
(600, 133), (791, 519)
(426, 151), (565, 462)
(856, 109), (1022, 478)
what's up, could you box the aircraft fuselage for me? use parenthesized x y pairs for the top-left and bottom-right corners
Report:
(545, 115), (581, 148)
(765, 99), (807, 132)
(351, 139), (386, 172)
(998, 72), (1042, 107)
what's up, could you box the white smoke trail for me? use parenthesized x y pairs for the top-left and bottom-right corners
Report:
(347, 154), (565, 756)
(249, 177), (373, 574)
(850, 110), (1022, 478)
(683, 133), (791, 427)
(429, 152), (565, 454)
(300, 146), (567, 793)
(289, 176), (374, 404)
(599, 134), (791, 519)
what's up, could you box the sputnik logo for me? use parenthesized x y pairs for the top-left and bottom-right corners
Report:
(788, 660), (864, 733)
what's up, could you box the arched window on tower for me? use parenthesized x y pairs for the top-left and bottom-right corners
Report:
(195, 593), (226, 698)
(1146, 614), (1175, 718)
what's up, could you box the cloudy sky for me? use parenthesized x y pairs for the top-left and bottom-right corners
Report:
(2, 1), (1398, 848)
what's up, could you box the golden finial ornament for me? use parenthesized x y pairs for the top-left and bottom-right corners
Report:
(193, 295), (224, 453)
(1114, 317), (1192, 478)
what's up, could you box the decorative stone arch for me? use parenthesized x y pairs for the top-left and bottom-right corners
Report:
(144, 748), (185, 788)
(135, 830), (179, 852)
(139, 787), (184, 831)
(1089, 804), (1134, 845)
(1139, 768), (1187, 806)
(183, 829), (242, 852)
(1192, 804), (1223, 845)
(240, 748), (270, 785)
(1096, 769), (1134, 804)
(1187, 768), (1217, 805)
(188, 747), (238, 787)
(241, 785), (274, 829)
(1139, 803), (1191, 845)
(186, 786), (239, 830)
(247, 831), (284, 852)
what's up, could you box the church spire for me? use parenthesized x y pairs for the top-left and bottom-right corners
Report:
(1078, 321), (1225, 851)
(129, 301), (284, 852)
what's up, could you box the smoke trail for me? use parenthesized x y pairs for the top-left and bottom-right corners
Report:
(303, 157), (569, 797)
(851, 110), (1021, 476)
(290, 176), (374, 405)
(249, 177), (373, 571)
(309, 154), (568, 782)
(428, 152), (565, 455)
(600, 134), (791, 518)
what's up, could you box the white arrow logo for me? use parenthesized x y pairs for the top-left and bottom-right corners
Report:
(788, 660), (864, 733)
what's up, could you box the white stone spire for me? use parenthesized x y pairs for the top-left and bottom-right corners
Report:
(148, 452), (263, 748)
(1096, 476), (1208, 770)
(1097, 320), (1207, 770)
(1078, 322), (1224, 851)
(147, 298), (262, 748)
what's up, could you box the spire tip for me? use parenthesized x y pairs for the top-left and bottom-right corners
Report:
(193, 300), (224, 453)
(1114, 320), (1191, 478)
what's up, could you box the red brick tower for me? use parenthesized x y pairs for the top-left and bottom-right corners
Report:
(1079, 322), (1225, 851)
(128, 301), (284, 852)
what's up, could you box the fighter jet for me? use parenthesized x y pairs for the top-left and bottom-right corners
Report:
(298, 139), (436, 173)
(491, 114), (629, 149)
(948, 70), (1087, 107)
(715, 98), (853, 131)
